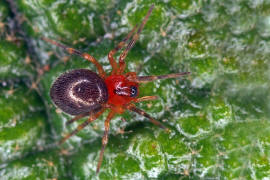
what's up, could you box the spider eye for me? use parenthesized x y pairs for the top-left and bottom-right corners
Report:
(130, 86), (137, 97)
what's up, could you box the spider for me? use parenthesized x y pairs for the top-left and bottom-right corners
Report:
(42, 4), (190, 173)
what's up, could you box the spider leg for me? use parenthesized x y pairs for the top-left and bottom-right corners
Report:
(66, 112), (90, 125)
(117, 4), (155, 75)
(42, 37), (106, 79)
(96, 110), (115, 174)
(128, 72), (190, 83)
(108, 24), (138, 75)
(59, 108), (105, 145)
(133, 96), (158, 103)
(126, 104), (169, 131)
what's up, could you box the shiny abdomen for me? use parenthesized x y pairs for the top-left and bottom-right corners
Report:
(50, 69), (108, 115)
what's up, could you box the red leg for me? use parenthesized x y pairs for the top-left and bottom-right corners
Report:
(133, 96), (158, 103)
(108, 24), (138, 75)
(126, 104), (169, 131)
(42, 37), (106, 79)
(59, 108), (105, 145)
(127, 72), (190, 83)
(66, 112), (89, 125)
(96, 110), (115, 174)
(117, 4), (155, 75)
(125, 72), (137, 80)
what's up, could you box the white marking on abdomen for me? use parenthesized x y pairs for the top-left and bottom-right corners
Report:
(68, 79), (95, 107)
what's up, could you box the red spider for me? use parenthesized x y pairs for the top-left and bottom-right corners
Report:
(43, 4), (189, 173)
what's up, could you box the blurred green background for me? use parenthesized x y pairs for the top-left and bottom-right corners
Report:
(1, 0), (270, 179)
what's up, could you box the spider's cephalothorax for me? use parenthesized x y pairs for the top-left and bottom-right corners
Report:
(105, 74), (139, 113)
(44, 4), (190, 174)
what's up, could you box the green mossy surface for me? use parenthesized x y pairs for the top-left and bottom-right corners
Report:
(1, 0), (270, 179)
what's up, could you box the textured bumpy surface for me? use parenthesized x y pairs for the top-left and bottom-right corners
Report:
(1, 0), (270, 179)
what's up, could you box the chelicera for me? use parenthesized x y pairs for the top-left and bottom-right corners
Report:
(43, 4), (189, 173)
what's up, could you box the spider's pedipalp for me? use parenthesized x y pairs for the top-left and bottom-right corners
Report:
(133, 96), (158, 103)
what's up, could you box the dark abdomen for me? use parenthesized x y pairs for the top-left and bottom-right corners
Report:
(50, 69), (108, 115)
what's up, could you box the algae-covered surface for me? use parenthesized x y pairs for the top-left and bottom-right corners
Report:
(1, 0), (270, 179)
